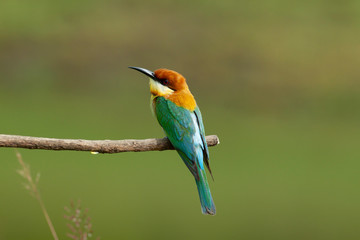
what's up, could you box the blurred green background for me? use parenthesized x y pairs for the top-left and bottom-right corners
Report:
(1, 0), (360, 239)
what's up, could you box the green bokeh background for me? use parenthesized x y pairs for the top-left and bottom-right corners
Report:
(1, 0), (360, 239)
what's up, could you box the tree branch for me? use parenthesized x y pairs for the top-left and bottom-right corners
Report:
(0, 134), (219, 153)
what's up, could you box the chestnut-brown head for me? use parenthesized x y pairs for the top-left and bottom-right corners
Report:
(153, 68), (188, 92)
(129, 66), (196, 110)
(128, 67), (189, 97)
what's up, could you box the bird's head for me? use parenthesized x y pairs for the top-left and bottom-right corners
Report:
(129, 67), (189, 97)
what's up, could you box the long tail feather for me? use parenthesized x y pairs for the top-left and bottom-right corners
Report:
(195, 169), (216, 215)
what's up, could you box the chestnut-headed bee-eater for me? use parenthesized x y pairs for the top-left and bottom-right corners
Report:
(129, 66), (216, 215)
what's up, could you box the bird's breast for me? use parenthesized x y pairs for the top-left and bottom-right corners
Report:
(149, 78), (197, 112)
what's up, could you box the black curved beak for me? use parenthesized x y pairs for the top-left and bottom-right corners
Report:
(128, 66), (156, 80)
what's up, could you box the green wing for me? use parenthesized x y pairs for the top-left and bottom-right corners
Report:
(154, 96), (211, 178)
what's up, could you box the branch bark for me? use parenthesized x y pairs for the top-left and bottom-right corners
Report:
(0, 134), (219, 153)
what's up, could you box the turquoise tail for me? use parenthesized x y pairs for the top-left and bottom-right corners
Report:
(196, 169), (216, 215)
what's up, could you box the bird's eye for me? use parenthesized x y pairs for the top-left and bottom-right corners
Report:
(162, 79), (169, 85)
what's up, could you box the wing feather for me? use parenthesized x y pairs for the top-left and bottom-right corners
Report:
(194, 107), (213, 179)
(154, 97), (209, 179)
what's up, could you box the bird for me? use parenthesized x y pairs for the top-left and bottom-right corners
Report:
(129, 66), (215, 215)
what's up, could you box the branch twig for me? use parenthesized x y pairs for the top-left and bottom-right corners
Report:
(0, 134), (219, 153)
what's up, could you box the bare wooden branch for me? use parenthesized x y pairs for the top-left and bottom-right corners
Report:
(0, 134), (220, 153)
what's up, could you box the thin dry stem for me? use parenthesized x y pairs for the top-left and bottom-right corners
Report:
(16, 151), (59, 240)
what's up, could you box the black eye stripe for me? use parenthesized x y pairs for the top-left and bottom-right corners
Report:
(156, 78), (176, 91)
(160, 79), (169, 85)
